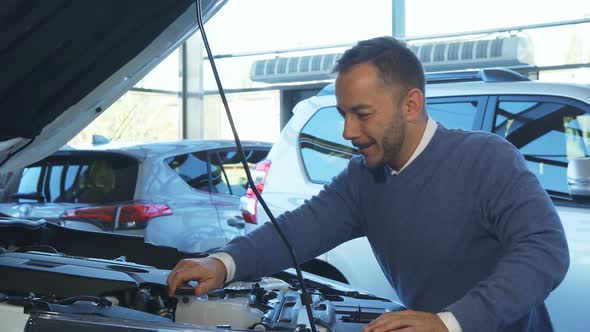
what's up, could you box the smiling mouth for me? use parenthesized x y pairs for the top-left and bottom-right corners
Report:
(354, 142), (374, 151)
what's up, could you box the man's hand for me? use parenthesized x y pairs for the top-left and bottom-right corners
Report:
(364, 310), (448, 332)
(166, 257), (227, 297)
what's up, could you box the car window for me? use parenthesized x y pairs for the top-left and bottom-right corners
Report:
(166, 152), (210, 192)
(210, 149), (268, 196)
(65, 164), (86, 196)
(299, 100), (480, 184)
(426, 100), (479, 130)
(75, 158), (136, 204)
(299, 106), (358, 184)
(54, 164), (86, 202)
(14, 166), (43, 202)
(47, 165), (64, 202)
(11, 155), (137, 204)
(493, 99), (590, 194)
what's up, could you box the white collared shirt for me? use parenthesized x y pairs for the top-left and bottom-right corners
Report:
(389, 116), (438, 175)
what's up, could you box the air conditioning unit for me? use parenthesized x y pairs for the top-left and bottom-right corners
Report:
(250, 53), (342, 84)
(250, 36), (535, 84)
(412, 35), (535, 72)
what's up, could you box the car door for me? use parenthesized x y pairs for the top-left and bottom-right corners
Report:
(208, 148), (269, 242)
(481, 95), (590, 332)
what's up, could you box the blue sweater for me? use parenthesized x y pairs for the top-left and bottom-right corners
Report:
(220, 125), (569, 332)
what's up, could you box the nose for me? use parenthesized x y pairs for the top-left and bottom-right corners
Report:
(342, 114), (360, 141)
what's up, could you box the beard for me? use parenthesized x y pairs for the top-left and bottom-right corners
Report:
(381, 120), (405, 168)
(366, 108), (406, 170)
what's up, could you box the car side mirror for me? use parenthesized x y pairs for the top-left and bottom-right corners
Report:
(567, 157), (590, 201)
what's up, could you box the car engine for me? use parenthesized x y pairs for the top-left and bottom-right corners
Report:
(0, 249), (404, 331)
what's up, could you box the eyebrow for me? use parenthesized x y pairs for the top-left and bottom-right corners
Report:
(336, 104), (373, 114)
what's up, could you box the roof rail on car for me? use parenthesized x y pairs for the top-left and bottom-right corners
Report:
(426, 68), (529, 84)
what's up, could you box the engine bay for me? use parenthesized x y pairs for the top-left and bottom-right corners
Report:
(0, 246), (404, 331)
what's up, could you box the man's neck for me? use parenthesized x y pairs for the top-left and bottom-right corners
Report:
(389, 119), (428, 172)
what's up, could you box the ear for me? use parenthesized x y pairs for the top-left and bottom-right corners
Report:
(403, 88), (425, 122)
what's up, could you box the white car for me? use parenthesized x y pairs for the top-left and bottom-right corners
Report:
(0, 140), (270, 253)
(241, 70), (590, 331)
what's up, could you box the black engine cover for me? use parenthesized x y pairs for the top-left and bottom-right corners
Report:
(0, 251), (168, 298)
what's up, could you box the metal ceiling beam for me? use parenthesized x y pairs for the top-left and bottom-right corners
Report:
(208, 18), (590, 59)
(392, 0), (406, 38)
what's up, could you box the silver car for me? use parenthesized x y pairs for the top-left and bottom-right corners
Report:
(0, 140), (270, 253)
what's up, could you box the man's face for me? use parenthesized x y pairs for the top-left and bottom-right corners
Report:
(335, 63), (407, 169)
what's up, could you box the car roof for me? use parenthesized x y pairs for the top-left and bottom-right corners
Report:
(426, 81), (590, 103)
(312, 80), (590, 107)
(55, 139), (272, 160)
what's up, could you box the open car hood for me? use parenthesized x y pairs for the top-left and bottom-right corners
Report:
(0, 0), (227, 173)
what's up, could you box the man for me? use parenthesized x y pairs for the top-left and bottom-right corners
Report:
(167, 36), (569, 332)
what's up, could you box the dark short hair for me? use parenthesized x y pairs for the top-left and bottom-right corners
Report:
(333, 36), (425, 94)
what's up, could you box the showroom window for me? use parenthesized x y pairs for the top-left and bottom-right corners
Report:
(69, 49), (182, 145)
(201, 89), (281, 142)
(493, 98), (590, 194)
(299, 106), (358, 184)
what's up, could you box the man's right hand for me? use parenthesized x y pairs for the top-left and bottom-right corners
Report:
(166, 257), (227, 297)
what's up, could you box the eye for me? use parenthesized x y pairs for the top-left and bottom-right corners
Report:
(357, 113), (370, 119)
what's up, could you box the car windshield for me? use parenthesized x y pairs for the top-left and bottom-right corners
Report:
(4, 153), (138, 204)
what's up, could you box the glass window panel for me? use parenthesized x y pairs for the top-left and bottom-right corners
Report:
(299, 107), (357, 184)
(65, 165), (82, 192)
(48, 165), (64, 202)
(210, 149), (267, 196)
(68, 49), (181, 145)
(166, 152), (210, 192)
(17, 166), (42, 201)
(493, 100), (590, 194)
(426, 101), (478, 130)
(74, 159), (137, 204)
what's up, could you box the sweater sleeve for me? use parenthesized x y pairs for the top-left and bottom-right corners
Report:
(216, 158), (365, 282)
(446, 136), (570, 331)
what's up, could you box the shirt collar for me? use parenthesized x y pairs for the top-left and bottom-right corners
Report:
(389, 117), (438, 176)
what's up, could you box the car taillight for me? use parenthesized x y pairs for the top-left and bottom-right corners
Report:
(240, 196), (257, 224)
(61, 203), (172, 230)
(241, 160), (271, 225)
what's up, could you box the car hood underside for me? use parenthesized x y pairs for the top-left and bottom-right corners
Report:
(0, 0), (225, 172)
